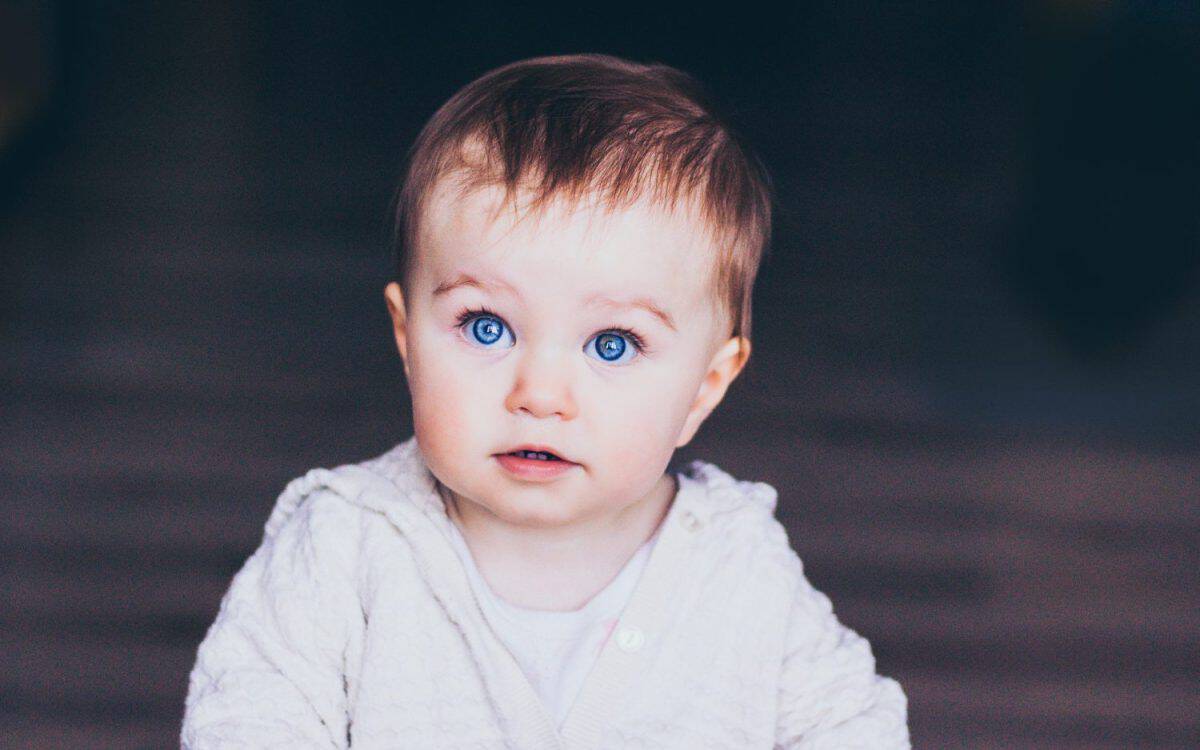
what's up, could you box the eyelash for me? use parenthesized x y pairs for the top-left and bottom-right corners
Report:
(452, 305), (650, 355)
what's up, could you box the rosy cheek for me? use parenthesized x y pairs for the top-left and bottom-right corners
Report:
(416, 366), (470, 422)
(409, 343), (476, 441)
(607, 438), (650, 471)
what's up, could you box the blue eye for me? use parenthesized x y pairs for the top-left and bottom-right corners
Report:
(461, 313), (515, 349)
(456, 307), (644, 363)
(585, 331), (638, 365)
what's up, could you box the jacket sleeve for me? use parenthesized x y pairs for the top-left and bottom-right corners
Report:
(181, 487), (359, 749)
(775, 571), (910, 749)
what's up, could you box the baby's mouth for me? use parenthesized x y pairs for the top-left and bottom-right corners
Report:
(495, 444), (579, 465)
(493, 447), (581, 479)
(505, 449), (563, 462)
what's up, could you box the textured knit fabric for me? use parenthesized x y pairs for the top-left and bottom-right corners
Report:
(180, 436), (910, 749)
(445, 516), (659, 729)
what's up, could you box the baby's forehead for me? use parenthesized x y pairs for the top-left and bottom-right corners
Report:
(422, 178), (715, 268)
(417, 181), (723, 302)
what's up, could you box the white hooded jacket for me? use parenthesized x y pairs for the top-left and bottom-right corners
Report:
(180, 436), (909, 749)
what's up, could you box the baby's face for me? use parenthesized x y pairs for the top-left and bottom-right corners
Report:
(385, 181), (746, 529)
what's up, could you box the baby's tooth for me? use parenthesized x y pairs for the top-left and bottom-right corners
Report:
(514, 450), (556, 460)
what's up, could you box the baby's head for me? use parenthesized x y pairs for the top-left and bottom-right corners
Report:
(384, 54), (771, 529)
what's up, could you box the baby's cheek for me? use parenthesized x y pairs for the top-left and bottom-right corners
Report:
(411, 363), (476, 445)
(623, 374), (694, 432)
(601, 397), (679, 468)
(411, 340), (477, 401)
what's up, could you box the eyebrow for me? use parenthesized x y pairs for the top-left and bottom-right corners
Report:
(433, 272), (677, 332)
(433, 273), (518, 297)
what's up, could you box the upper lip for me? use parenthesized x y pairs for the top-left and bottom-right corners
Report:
(498, 444), (577, 464)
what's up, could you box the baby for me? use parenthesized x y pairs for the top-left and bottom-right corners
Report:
(181, 54), (909, 748)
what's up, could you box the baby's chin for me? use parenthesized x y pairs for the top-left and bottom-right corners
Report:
(455, 484), (600, 530)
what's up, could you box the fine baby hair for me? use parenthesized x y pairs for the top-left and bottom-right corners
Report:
(390, 53), (773, 357)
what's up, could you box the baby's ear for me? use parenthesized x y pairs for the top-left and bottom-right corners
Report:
(675, 336), (751, 448)
(383, 282), (410, 375)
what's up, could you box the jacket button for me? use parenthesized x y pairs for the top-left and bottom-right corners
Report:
(680, 511), (703, 532)
(616, 626), (646, 653)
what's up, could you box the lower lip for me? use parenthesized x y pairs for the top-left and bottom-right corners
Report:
(494, 453), (578, 480)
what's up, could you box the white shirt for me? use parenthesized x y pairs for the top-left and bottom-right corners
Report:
(444, 519), (662, 729)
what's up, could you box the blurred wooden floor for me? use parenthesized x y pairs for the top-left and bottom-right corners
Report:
(3, 6), (1200, 748)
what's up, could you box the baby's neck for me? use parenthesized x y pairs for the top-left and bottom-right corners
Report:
(444, 474), (676, 612)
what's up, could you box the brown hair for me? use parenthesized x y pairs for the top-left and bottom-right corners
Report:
(391, 53), (772, 344)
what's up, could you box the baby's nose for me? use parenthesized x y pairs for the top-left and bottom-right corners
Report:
(504, 352), (578, 421)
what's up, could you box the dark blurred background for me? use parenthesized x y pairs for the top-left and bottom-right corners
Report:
(2, 1), (1198, 748)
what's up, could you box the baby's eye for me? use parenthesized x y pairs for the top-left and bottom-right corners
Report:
(460, 313), (515, 349)
(584, 331), (639, 366)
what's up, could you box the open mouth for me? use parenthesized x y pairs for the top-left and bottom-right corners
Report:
(505, 449), (563, 462)
(494, 447), (578, 480)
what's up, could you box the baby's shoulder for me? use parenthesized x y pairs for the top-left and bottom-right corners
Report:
(680, 458), (784, 532)
(261, 466), (367, 542)
(250, 457), (437, 602)
(262, 438), (433, 539)
(678, 458), (805, 582)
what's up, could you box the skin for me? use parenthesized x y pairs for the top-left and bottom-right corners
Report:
(384, 180), (750, 611)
